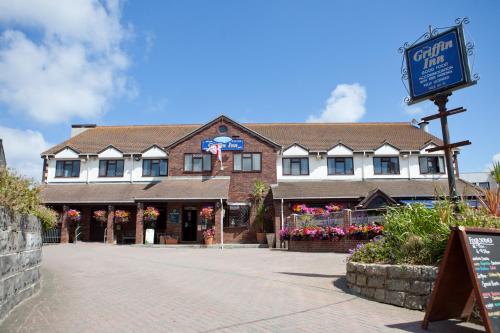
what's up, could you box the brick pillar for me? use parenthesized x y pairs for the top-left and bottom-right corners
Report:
(343, 209), (352, 232)
(273, 200), (282, 248)
(106, 205), (114, 244)
(60, 205), (69, 244)
(213, 203), (222, 244)
(135, 202), (144, 244)
(81, 206), (91, 241)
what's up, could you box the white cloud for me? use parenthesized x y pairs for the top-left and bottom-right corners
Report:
(307, 83), (367, 123)
(494, 154), (500, 163)
(404, 105), (424, 115)
(0, 0), (132, 124)
(1, 126), (51, 181)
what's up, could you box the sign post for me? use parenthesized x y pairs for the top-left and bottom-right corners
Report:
(400, 18), (477, 201)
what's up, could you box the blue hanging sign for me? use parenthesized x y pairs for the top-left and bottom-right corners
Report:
(201, 136), (244, 151)
(404, 26), (474, 104)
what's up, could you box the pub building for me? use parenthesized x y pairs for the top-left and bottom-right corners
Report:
(40, 115), (476, 245)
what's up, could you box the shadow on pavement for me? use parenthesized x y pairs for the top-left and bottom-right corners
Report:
(276, 272), (344, 278)
(387, 320), (484, 332)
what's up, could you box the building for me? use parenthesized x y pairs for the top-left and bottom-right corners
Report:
(461, 172), (498, 191)
(0, 139), (6, 169)
(40, 115), (477, 245)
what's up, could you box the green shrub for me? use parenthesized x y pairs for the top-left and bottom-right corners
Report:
(349, 201), (500, 265)
(33, 205), (58, 230)
(0, 168), (57, 230)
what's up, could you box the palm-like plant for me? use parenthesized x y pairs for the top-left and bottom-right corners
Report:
(488, 161), (500, 216)
(252, 179), (268, 233)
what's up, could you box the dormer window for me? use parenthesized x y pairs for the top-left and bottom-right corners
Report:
(373, 157), (400, 175)
(55, 160), (80, 178)
(143, 159), (168, 176)
(99, 160), (124, 177)
(419, 156), (445, 174)
(283, 157), (309, 176)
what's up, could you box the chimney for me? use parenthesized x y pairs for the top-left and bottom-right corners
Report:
(418, 121), (430, 133)
(71, 124), (96, 138)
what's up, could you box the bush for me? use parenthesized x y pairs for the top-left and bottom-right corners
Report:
(0, 168), (58, 230)
(349, 201), (500, 265)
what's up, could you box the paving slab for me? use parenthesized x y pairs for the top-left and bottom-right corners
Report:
(0, 244), (484, 332)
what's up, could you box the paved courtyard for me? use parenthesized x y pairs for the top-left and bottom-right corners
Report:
(1, 244), (484, 333)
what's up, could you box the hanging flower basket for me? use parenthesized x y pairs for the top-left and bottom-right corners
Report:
(200, 207), (214, 220)
(67, 209), (81, 223)
(93, 210), (107, 223)
(144, 207), (160, 222)
(114, 210), (130, 224)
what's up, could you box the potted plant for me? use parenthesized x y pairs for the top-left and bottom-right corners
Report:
(203, 227), (215, 245)
(114, 210), (130, 231)
(252, 179), (268, 244)
(93, 210), (107, 225)
(143, 206), (159, 244)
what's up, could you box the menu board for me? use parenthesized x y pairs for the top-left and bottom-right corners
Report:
(467, 232), (500, 332)
(423, 227), (500, 333)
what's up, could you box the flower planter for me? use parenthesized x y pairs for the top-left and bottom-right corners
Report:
(256, 232), (266, 244)
(145, 228), (155, 244)
(288, 239), (369, 253)
(266, 233), (275, 248)
(204, 237), (214, 245)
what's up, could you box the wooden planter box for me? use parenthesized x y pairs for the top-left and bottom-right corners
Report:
(288, 239), (370, 253)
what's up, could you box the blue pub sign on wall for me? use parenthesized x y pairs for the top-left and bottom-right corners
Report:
(404, 26), (474, 104)
(201, 136), (244, 151)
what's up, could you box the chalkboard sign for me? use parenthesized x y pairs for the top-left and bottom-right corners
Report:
(423, 227), (500, 333)
(467, 232), (500, 332)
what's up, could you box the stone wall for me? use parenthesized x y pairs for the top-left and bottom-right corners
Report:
(346, 261), (437, 310)
(288, 239), (369, 253)
(0, 206), (42, 322)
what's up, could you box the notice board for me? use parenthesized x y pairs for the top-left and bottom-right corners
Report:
(423, 227), (500, 332)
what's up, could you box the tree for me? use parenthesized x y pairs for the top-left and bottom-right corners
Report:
(252, 179), (268, 233)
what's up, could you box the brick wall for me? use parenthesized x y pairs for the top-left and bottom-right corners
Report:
(168, 119), (278, 229)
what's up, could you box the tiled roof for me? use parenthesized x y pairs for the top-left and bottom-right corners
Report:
(40, 178), (230, 204)
(42, 117), (443, 155)
(271, 179), (478, 199)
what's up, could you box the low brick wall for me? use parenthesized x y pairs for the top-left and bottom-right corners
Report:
(0, 207), (42, 322)
(346, 261), (437, 310)
(288, 239), (369, 253)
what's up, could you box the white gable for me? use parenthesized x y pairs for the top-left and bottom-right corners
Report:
(374, 144), (399, 156)
(327, 144), (353, 156)
(98, 146), (123, 158)
(282, 144), (308, 156)
(54, 147), (79, 159)
(142, 146), (167, 158)
(419, 143), (443, 155)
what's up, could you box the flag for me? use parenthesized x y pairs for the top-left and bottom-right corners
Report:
(205, 143), (224, 170)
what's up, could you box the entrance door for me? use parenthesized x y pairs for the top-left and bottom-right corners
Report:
(90, 218), (106, 242)
(182, 208), (198, 241)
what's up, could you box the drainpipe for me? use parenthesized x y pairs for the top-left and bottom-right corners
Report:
(280, 198), (284, 248)
(220, 198), (224, 250)
(408, 152), (412, 180)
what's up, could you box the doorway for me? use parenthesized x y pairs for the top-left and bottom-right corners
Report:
(182, 208), (198, 241)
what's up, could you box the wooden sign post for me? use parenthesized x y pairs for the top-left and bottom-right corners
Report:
(423, 227), (500, 332)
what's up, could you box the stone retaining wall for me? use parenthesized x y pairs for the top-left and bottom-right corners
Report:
(288, 239), (369, 253)
(346, 261), (438, 310)
(0, 206), (42, 322)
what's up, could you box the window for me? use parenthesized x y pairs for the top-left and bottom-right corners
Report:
(327, 157), (354, 175)
(478, 182), (490, 190)
(143, 159), (168, 176)
(283, 158), (309, 175)
(225, 205), (250, 227)
(55, 160), (80, 177)
(419, 156), (445, 174)
(218, 125), (228, 133)
(373, 157), (400, 175)
(184, 154), (211, 172)
(99, 160), (124, 177)
(233, 153), (261, 172)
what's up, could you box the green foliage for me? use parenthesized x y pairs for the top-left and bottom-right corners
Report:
(0, 168), (57, 230)
(0, 168), (39, 214)
(252, 179), (267, 203)
(491, 161), (500, 186)
(349, 201), (500, 265)
(33, 205), (58, 230)
(252, 179), (269, 232)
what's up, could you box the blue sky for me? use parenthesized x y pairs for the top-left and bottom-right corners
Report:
(0, 0), (499, 179)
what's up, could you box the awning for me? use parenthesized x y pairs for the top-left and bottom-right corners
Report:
(40, 178), (230, 204)
(271, 179), (480, 200)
